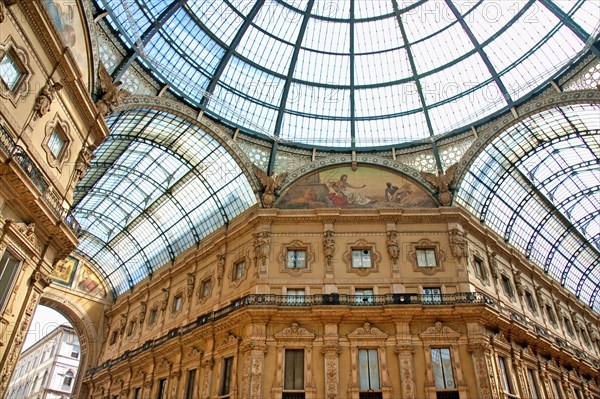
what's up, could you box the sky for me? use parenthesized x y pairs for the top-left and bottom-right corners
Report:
(22, 305), (71, 352)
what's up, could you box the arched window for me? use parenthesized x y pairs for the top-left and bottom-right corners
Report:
(63, 370), (74, 387)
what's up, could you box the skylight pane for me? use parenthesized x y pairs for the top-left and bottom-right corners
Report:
(411, 21), (474, 74)
(354, 48), (412, 85)
(294, 50), (351, 85)
(236, 25), (294, 75)
(354, 17), (403, 53)
(355, 113), (429, 146)
(279, 114), (351, 146)
(355, 0), (393, 19)
(285, 85), (350, 117)
(401, 1), (455, 43)
(302, 18), (349, 54)
(188, 1), (244, 45)
(254, 2), (304, 43)
(355, 84), (421, 117)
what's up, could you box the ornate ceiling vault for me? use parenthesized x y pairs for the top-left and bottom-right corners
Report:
(65, 0), (599, 308)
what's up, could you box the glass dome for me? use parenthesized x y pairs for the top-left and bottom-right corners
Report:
(98, 0), (599, 148)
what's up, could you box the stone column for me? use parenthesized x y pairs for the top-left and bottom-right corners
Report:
(468, 342), (499, 399)
(539, 362), (553, 399)
(322, 322), (341, 399)
(512, 351), (529, 398)
(200, 356), (214, 399)
(241, 341), (268, 399)
(395, 344), (416, 399)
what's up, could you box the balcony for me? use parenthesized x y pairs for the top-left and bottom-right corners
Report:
(0, 125), (81, 255)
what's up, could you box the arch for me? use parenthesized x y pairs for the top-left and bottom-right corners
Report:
(38, 290), (102, 399)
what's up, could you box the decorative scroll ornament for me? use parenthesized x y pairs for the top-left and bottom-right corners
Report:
(421, 163), (458, 206)
(96, 62), (130, 116)
(0, 0), (16, 24)
(252, 164), (287, 208)
(33, 82), (63, 120)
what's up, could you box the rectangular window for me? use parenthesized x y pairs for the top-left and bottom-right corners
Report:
(109, 330), (118, 345)
(474, 258), (486, 279)
(355, 289), (374, 304)
(546, 304), (557, 324)
(133, 387), (141, 399)
(501, 275), (514, 298)
(157, 378), (167, 399)
(527, 369), (540, 399)
(127, 321), (136, 336)
(287, 250), (307, 268)
(148, 308), (158, 325)
(498, 356), (513, 394)
(172, 295), (183, 312)
(352, 249), (372, 268)
(284, 349), (304, 390)
(525, 291), (537, 312)
(416, 248), (436, 267)
(286, 289), (305, 304)
(0, 51), (22, 91)
(233, 261), (245, 280)
(47, 129), (65, 158)
(0, 250), (21, 314)
(200, 279), (211, 298)
(184, 369), (196, 399)
(431, 348), (455, 389)
(551, 379), (562, 399)
(358, 349), (380, 391)
(423, 287), (442, 304)
(563, 317), (574, 335)
(71, 351), (79, 359)
(220, 356), (234, 396)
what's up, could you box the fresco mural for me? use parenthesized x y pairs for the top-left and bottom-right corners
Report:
(50, 256), (78, 286)
(277, 166), (437, 209)
(43, 0), (90, 87)
(76, 265), (108, 299)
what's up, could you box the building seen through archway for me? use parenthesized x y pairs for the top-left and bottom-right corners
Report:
(0, 1), (599, 399)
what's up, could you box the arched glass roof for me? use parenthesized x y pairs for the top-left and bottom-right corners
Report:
(456, 103), (600, 311)
(72, 109), (255, 296)
(98, 0), (599, 148)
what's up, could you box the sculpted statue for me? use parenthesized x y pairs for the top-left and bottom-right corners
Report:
(70, 144), (95, 189)
(33, 82), (63, 120)
(448, 228), (467, 260)
(252, 164), (287, 208)
(96, 62), (130, 116)
(386, 230), (400, 265)
(422, 163), (459, 206)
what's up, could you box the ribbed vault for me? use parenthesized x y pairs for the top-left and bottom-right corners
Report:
(456, 103), (600, 310)
(72, 109), (256, 296)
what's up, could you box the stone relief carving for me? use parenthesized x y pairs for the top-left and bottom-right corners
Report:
(33, 82), (63, 120)
(186, 272), (195, 298)
(323, 229), (335, 273)
(448, 228), (467, 260)
(254, 231), (270, 273)
(0, 0), (17, 24)
(386, 230), (400, 271)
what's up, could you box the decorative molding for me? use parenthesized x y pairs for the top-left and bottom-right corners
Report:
(0, 35), (33, 106)
(343, 239), (381, 277)
(42, 114), (72, 169)
(278, 240), (314, 277)
(274, 322), (315, 341)
(419, 322), (461, 342)
(408, 238), (446, 275)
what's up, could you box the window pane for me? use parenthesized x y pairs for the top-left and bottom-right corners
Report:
(527, 369), (539, 399)
(417, 249), (436, 267)
(184, 369), (196, 399)
(498, 357), (512, 393)
(221, 357), (233, 395)
(47, 130), (65, 158)
(287, 250), (306, 268)
(352, 249), (371, 268)
(0, 251), (21, 313)
(358, 349), (379, 390)
(431, 348), (455, 389)
(284, 349), (304, 390)
(0, 52), (22, 90)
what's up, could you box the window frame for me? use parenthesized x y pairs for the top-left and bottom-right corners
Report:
(355, 288), (374, 305)
(357, 348), (381, 392)
(284, 348), (305, 391)
(524, 290), (537, 313)
(220, 356), (234, 396)
(430, 347), (457, 391)
(500, 274), (514, 299)
(42, 117), (72, 168)
(409, 239), (445, 275)
(0, 248), (22, 314)
(172, 293), (183, 313)
(0, 37), (32, 105)
(344, 240), (380, 276)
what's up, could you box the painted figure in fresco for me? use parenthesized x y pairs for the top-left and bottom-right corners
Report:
(329, 174), (373, 205)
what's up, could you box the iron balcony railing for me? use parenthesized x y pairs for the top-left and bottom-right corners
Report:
(0, 125), (81, 236)
(87, 291), (600, 376)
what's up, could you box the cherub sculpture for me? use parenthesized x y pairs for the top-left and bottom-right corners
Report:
(96, 62), (130, 116)
(252, 164), (287, 208)
(421, 163), (458, 206)
(33, 82), (63, 120)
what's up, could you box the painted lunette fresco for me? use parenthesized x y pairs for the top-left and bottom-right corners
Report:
(277, 166), (437, 209)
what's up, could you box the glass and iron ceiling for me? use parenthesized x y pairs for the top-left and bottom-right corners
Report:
(72, 110), (255, 295)
(98, 0), (599, 148)
(75, 0), (599, 305)
(456, 104), (600, 310)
